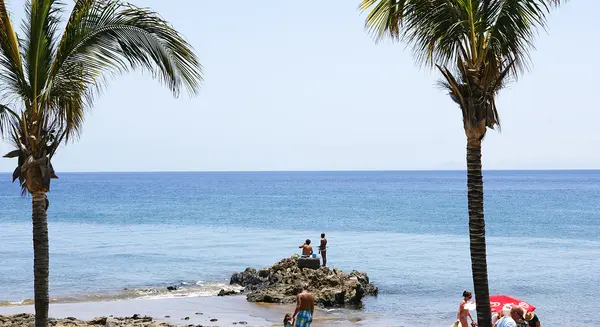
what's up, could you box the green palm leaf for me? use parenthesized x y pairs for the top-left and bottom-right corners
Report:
(0, 0), (27, 101)
(0, 104), (19, 137)
(360, 0), (405, 41)
(23, 0), (64, 105)
(43, 0), (202, 139)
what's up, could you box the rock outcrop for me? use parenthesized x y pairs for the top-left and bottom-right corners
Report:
(217, 289), (237, 296)
(297, 256), (320, 269)
(229, 256), (378, 308)
(0, 313), (170, 327)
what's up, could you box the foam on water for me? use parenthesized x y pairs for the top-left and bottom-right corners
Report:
(129, 283), (244, 300)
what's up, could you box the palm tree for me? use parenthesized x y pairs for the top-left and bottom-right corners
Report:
(360, 1), (563, 326)
(0, 0), (202, 326)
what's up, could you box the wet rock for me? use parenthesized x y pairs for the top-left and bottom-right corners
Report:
(164, 315), (171, 318)
(0, 314), (172, 327)
(217, 289), (237, 296)
(0, 313), (35, 327)
(166, 286), (178, 291)
(183, 317), (190, 320)
(209, 318), (218, 322)
(195, 312), (203, 315)
(230, 268), (263, 288)
(238, 321), (248, 325)
(230, 256), (378, 308)
(297, 256), (320, 269)
(89, 317), (107, 325)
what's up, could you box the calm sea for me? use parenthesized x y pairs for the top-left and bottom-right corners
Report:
(0, 171), (598, 326)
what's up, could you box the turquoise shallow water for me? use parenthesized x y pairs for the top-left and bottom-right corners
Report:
(1, 171), (599, 326)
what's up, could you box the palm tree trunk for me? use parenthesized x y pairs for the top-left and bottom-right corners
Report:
(32, 191), (49, 327)
(466, 138), (492, 327)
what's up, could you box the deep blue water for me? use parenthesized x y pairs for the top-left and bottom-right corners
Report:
(0, 171), (598, 326)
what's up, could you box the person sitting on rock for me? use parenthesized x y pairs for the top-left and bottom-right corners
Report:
(293, 286), (314, 327)
(298, 239), (313, 257)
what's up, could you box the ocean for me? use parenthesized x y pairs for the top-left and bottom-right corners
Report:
(0, 170), (598, 326)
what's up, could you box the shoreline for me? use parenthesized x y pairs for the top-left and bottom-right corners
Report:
(0, 296), (396, 327)
(0, 282), (245, 307)
(0, 296), (276, 326)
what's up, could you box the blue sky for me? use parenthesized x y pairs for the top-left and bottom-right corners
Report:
(0, 0), (597, 172)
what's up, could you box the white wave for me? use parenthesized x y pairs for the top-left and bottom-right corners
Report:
(130, 282), (243, 300)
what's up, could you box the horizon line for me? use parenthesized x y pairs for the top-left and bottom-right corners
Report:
(1, 168), (599, 174)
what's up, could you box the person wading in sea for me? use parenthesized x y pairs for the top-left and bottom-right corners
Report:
(293, 286), (314, 327)
(319, 233), (327, 266)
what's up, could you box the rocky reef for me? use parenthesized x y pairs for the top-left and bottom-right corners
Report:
(0, 314), (171, 327)
(0, 313), (244, 327)
(229, 255), (378, 308)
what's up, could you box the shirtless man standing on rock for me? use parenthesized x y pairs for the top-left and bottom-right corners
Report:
(298, 239), (313, 256)
(293, 287), (314, 327)
(319, 233), (327, 267)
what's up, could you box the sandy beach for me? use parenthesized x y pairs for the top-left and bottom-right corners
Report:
(0, 296), (398, 327)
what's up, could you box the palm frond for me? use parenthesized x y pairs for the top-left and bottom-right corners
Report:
(362, 0), (565, 132)
(0, 106), (27, 192)
(362, 0), (565, 73)
(43, 0), (202, 140)
(362, 0), (478, 68)
(0, 0), (28, 101)
(487, 0), (536, 73)
(485, 0), (561, 76)
(407, 0), (472, 67)
(0, 104), (20, 137)
(437, 56), (505, 131)
(437, 64), (468, 117)
(360, 0), (406, 41)
(22, 0), (64, 105)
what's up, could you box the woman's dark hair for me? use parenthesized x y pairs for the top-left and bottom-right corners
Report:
(463, 290), (472, 298)
(283, 313), (292, 325)
(321, 233), (325, 238)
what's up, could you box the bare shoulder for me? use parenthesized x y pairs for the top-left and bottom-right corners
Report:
(299, 292), (312, 299)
